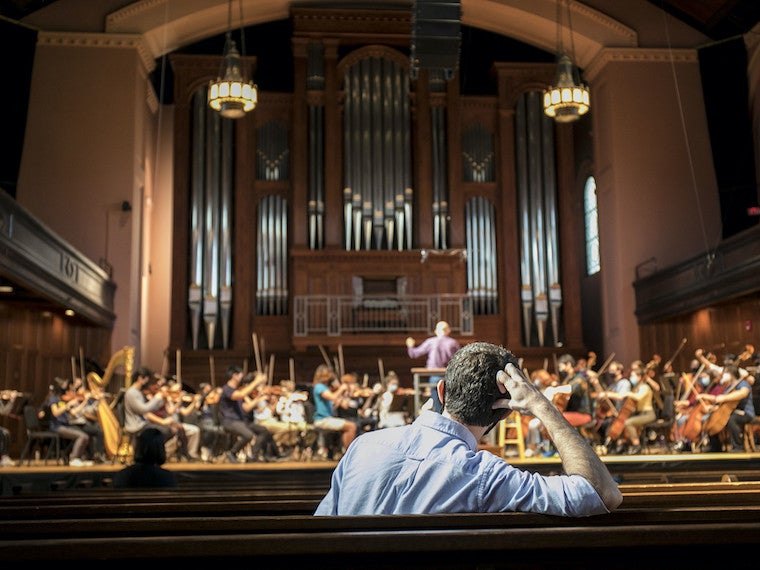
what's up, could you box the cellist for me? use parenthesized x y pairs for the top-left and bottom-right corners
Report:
(593, 360), (631, 444)
(696, 364), (755, 452)
(603, 361), (656, 455)
(671, 360), (711, 452)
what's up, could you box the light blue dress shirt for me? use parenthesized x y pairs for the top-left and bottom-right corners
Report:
(315, 411), (608, 517)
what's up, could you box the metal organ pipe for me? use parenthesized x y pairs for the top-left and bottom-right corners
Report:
(203, 107), (221, 349)
(515, 97), (534, 345)
(219, 119), (233, 349)
(342, 56), (412, 251)
(189, 92), (205, 350)
(527, 93), (549, 347)
(541, 110), (562, 347)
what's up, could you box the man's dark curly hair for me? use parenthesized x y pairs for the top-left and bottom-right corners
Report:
(442, 342), (519, 427)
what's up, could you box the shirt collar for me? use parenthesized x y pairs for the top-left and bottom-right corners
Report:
(415, 410), (479, 451)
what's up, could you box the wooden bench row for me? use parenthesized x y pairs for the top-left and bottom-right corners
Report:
(0, 506), (758, 565)
(4, 480), (760, 523)
(1, 482), (759, 566)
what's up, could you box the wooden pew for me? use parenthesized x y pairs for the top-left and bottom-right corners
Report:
(0, 505), (758, 565)
(2, 479), (759, 568)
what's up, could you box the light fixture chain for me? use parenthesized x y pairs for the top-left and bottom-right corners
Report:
(238, 0), (247, 68)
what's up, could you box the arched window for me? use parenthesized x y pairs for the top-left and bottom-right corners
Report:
(584, 176), (600, 275)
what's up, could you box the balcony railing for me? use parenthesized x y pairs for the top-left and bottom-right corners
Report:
(293, 294), (473, 336)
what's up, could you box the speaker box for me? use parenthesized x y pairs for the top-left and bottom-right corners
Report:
(410, 0), (462, 79)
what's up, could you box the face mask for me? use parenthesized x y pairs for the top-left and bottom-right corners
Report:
(388, 384), (398, 393)
(630, 373), (639, 385)
(699, 376), (710, 387)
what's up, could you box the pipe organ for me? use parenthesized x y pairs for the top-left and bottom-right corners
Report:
(170, 8), (585, 367)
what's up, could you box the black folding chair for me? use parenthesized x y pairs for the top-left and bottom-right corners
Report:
(18, 405), (65, 465)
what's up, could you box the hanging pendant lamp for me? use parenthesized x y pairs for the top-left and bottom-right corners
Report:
(543, 0), (590, 123)
(208, 0), (258, 119)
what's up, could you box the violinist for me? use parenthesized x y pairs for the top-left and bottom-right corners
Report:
(275, 379), (318, 458)
(335, 372), (378, 434)
(696, 364), (755, 452)
(43, 377), (92, 467)
(197, 383), (225, 462)
(250, 380), (301, 459)
(311, 364), (358, 460)
(376, 373), (411, 429)
(67, 381), (107, 463)
(147, 381), (201, 462)
(220, 367), (280, 463)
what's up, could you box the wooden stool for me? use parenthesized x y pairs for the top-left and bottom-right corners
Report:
(498, 411), (525, 460)
(744, 421), (758, 452)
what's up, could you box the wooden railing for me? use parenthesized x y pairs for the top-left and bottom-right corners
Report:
(293, 293), (473, 336)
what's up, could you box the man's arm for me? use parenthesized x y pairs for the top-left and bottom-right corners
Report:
(497, 364), (623, 512)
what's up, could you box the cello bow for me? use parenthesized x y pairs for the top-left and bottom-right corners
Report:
(589, 352), (617, 417)
(663, 337), (688, 370)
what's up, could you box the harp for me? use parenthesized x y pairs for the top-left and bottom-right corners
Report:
(86, 346), (135, 459)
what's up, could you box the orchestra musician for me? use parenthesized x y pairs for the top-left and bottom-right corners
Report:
(555, 354), (594, 431)
(334, 372), (378, 434)
(592, 360), (631, 446)
(66, 381), (107, 463)
(696, 364), (755, 453)
(0, 389), (22, 466)
(147, 381), (201, 462)
(523, 368), (557, 457)
(603, 361), (655, 455)
(375, 373), (413, 429)
(43, 377), (92, 467)
(671, 359), (709, 452)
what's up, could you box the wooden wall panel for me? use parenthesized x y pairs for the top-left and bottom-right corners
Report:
(0, 302), (111, 456)
(638, 292), (760, 374)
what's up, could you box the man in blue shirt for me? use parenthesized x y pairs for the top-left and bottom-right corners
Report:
(315, 342), (623, 516)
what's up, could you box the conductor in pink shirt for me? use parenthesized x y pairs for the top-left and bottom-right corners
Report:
(406, 320), (460, 413)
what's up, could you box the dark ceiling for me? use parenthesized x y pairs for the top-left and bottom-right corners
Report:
(1, 1), (759, 42)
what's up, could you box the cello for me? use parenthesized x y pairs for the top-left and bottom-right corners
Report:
(678, 367), (712, 445)
(604, 360), (651, 445)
